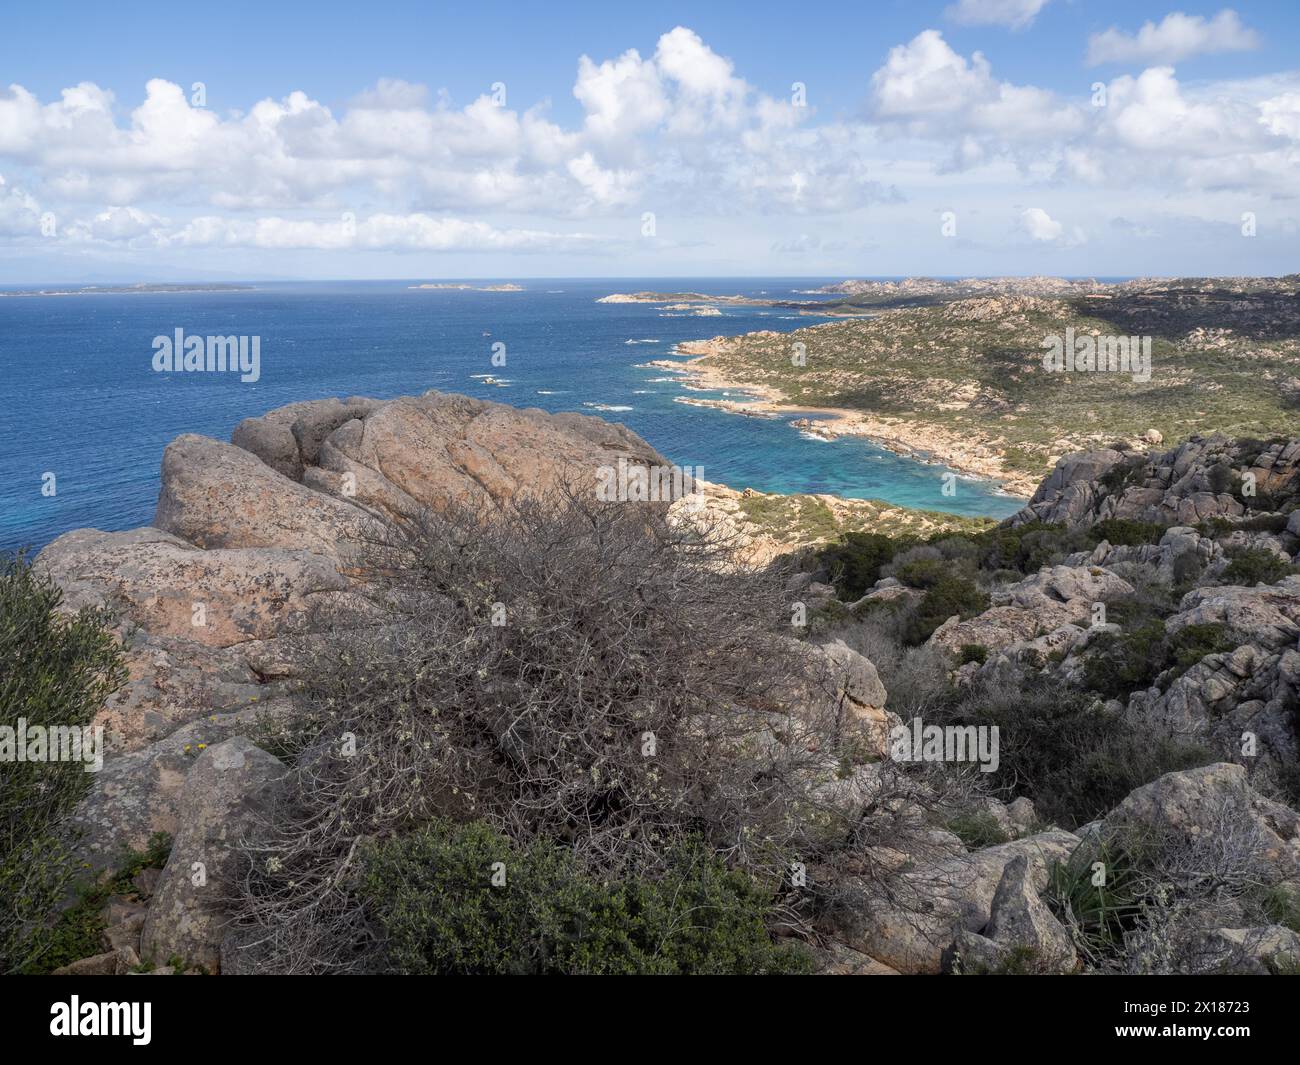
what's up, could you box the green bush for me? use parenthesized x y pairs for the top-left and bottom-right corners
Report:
(1223, 547), (1295, 587)
(1099, 458), (1145, 495)
(1199, 513), (1288, 536)
(945, 809), (1008, 849)
(818, 532), (898, 600)
(903, 575), (989, 645)
(894, 558), (949, 589)
(1167, 622), (1237, 670)
(932, 673), (1213, 828)
(969, 522), (1085, 576)
(1045, 835), (1149, 961)
(1, 553), (126, 975)
(1089, 519), (1167, 548)
(359, 820), (811, 975)
(1082, 620), (1168, 699)
(1083, 617), (1240, 701)
(1171, 551), (1205, 590)
(1261, 884), (1300, 935)
(1207, 463), (1233, 495)
(958, 644), (989, 666)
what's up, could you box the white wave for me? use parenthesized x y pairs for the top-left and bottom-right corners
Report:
(583, 402), (633, 412)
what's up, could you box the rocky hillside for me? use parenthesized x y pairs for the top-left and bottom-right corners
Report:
(667, 276), (1300, 491)
(19, 397), (1300, 976)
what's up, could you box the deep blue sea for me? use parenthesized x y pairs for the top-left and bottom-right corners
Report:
(0, 278), (1023, 552)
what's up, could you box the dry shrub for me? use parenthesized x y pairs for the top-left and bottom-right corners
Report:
(230, 485), (944, 972)
(1049, 793), (1281, 974)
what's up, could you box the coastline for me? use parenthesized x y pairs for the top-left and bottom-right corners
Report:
(645, 341), (1039, 499)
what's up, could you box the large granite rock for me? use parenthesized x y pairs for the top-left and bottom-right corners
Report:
(825, 829), (1080, 974)
(928, 564), (1132, 658)
(1166, 577), (1300, 650)
(233, 391), (670, 516)
(231, 396), (383, 480)
(153, 434), (374, 557)
(68, 702), (290, 872)
(140, 738), (285, 972)
(39, 390), (674, 884)
(1010, 448), (1127, 527)
(38, 526), (353, 648)
(950, 854), (1076, 974)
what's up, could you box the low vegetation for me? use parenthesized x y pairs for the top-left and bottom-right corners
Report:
(360, 821), (811, 975)
(0, 553), (126, 975)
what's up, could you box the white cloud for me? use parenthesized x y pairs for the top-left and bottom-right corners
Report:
(946, 0), (1049, 31)
(164, 212), (603, 252)
(872, 31), (995, 119)
(1087, 10), (1260, 67)
(1260, 92), (1300, 140)
(0, 174), (42, 235)
(1, 23), (1297, 274)
(574, 48), (668, 141)
(1020, 206), (1063, 241)
(1091, 67), (1280, 161)
(65, 205), (166, 243)
(870, 30), (1084, 163)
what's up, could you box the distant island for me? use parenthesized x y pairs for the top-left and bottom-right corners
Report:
(597, 290), (871, 317)
(1, 282), (254, 297)
(409, 282), (524, 292)
(597, 291), (763, 304)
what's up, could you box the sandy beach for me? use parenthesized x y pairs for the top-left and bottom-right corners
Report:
(646, 344), (1038, 498)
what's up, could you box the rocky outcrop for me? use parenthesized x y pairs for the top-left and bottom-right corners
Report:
(1009, 448), (1128, 527)
(825, 829), (1080, 974)
(1168, 577), (1300, 649)
(1102, 763), (1300, 884)
(69, 701), (290, 873)
(154, 434), (375, 557)
(140, 738), (285, 972)
(1117, 579), (1300, 778)
(38, 390), (673, 872)
(928, 564), (1132, 658)
(1011, 434), (1300, 529)
(231, 396), (383, 481)
(39, 527), (355, 649)
(950, 854), (1076, 974)
(797, 639), (895, 756)
(816, 639), (888, 716)
(1063, 525), (1221, 584)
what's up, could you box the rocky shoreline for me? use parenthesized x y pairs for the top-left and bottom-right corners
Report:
(645, 342), (1038, 497)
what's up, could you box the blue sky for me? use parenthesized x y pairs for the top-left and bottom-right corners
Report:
(1, 1), (1297, 280)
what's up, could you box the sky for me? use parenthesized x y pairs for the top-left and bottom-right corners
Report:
(0, 0), (1297, 281)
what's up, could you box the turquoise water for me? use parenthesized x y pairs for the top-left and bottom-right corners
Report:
(0, 278), (1023, 551)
